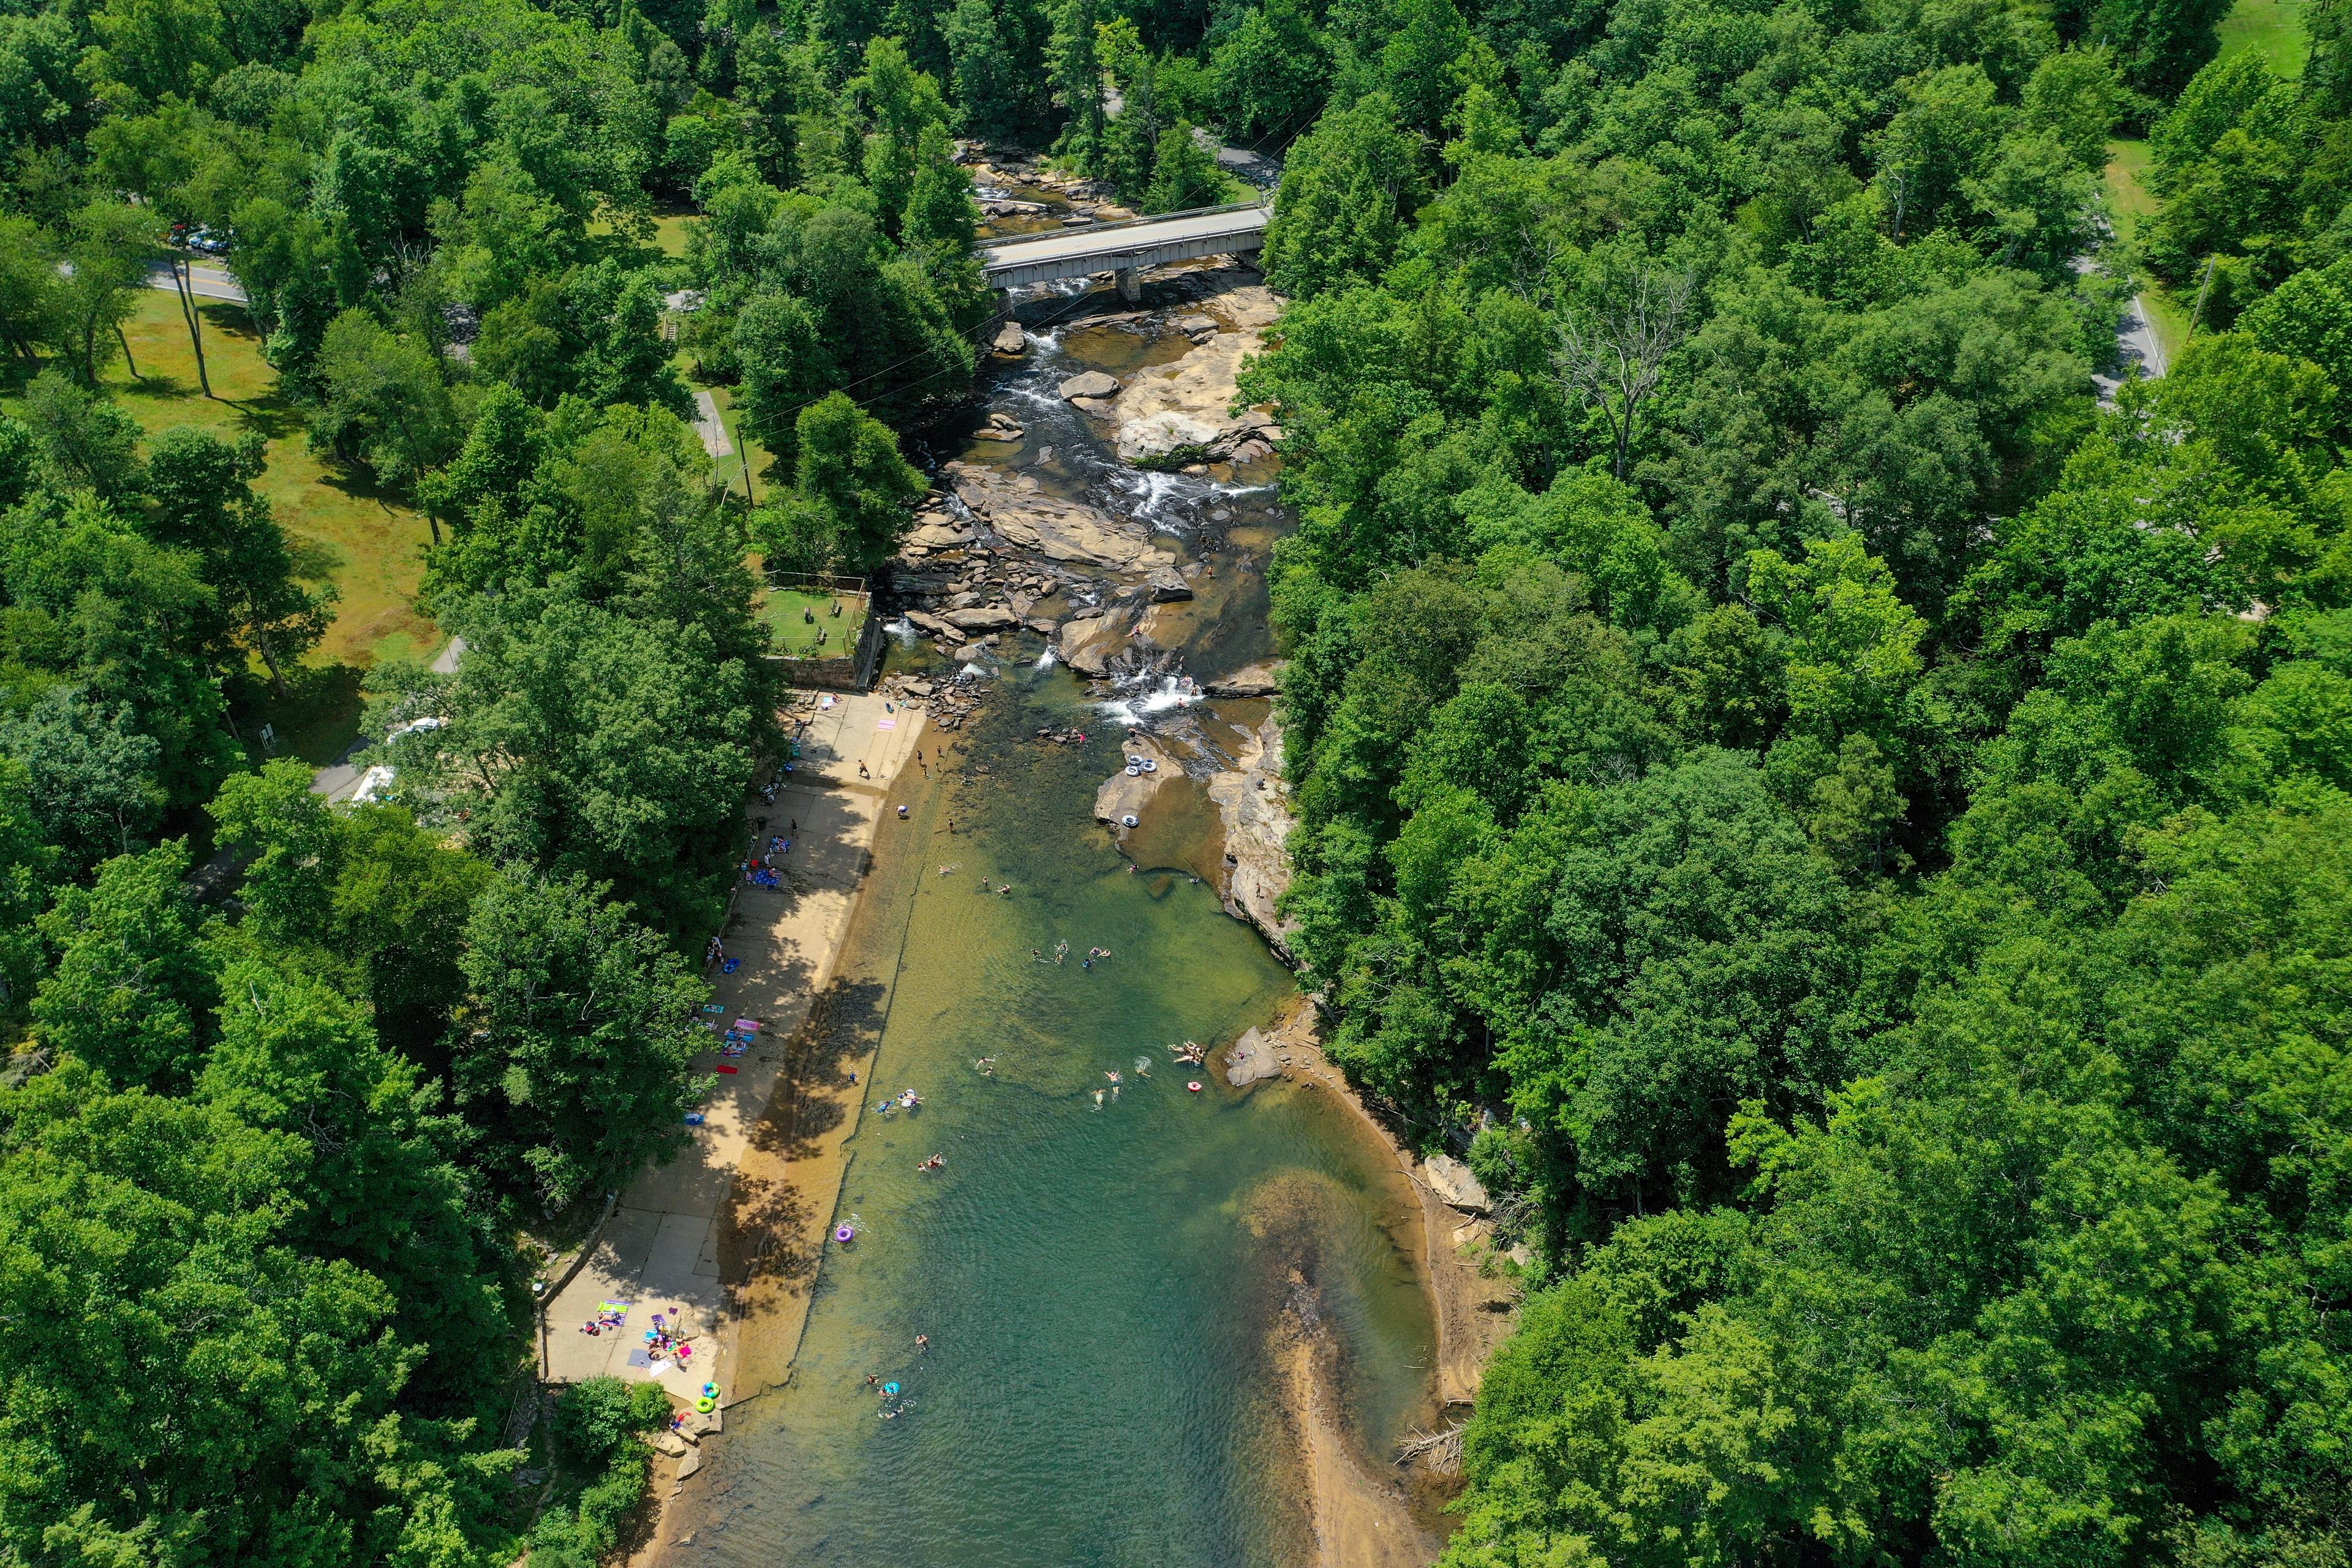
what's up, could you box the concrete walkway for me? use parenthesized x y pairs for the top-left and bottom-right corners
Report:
(543, 689), (927, 1400)
(692, 391), (734, 459)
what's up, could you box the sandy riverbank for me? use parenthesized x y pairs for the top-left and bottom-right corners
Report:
(1227, 998), (1521, 1408)
(1221, 995), (1521, 1566)
(530, 689), (941, 1562)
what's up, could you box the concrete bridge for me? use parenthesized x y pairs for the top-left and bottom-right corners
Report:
(978, 200), (1271, 301)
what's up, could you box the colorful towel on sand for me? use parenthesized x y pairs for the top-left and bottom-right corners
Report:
(876, 717), (896, 729)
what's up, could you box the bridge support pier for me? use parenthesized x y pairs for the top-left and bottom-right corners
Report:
(1114, 266), (1143, 303)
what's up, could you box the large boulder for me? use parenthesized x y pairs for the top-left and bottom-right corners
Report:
(905, 519), (976, 551)
(1421, 1153), (1491, 1214)
(1057, 370), (1120, 401)
(1057, 607), (1132, 677)
(1093, 733), (1174, 826)
(1223, 1026), (1281, 1087)
(1145, 565), (1194, 602)
(1112, 322), (1280, 466)
(904, 610), (968, 645)
(990, 320), (1027, 355)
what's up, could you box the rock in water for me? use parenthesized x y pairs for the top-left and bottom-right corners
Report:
(941, 605), (1022, 631)
(1421, 1153), (1491, 1215)
(1094, 733), (1174, 824)
(1224, 1026), (1282, 1087)
(990, 320), (1027, 355)
(904, 610), (969, 645)
(1057, 370), (1120, 401)
(1110, 288), (1284, 465)
(1145, 565), (1194, 602)
(905, 519), (977, 551)
(1057, 607), (1133, 677)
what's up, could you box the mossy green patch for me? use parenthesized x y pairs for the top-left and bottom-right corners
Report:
(2217, 0), (2310, 75)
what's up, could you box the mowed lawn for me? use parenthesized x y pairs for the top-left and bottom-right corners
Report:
(5, 290), (442, 674)
(758, 587), (867, 657)
(2217, 0), (2310, 74)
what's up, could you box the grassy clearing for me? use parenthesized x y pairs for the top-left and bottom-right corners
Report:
(2217, 0), (2310, 74)
(2104, 139), (2194, 366)
(650, 209), (697, 258)
(4, 290), (442, 673)
(758, 587), (867, 657)
(1, 288), (441, 763)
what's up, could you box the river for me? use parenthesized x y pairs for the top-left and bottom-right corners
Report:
(663, 221), (1445, 1567)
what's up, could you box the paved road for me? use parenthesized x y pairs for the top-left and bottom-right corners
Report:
(2095, 293), (2167, 405)
(2119, 295), (2165, 378)
(146, 259), (247, 304)
(692, 390), (734, 458)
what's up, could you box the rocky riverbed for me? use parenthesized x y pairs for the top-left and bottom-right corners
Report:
(876, 238), (1300, 955)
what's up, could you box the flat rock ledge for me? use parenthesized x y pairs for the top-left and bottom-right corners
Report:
(1093, 733), (1177, 827)
(1205, 707), (1301, 961)
(943, 461), (1164, 571)
(1206, 660), (1282, 698)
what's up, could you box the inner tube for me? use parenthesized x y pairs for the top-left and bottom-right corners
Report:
(695, 1396), (716, 1413)
(883, 1382), (900, 1396)
(835, 1226), (855, 1243)
(1120, 814), (1139, 827)
(1187, 1081), (1203, 1092)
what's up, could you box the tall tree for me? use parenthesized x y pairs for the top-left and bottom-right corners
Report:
(451, 871), (710, 1209)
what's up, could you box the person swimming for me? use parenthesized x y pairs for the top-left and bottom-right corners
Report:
(1092, 1088), (1105, 1108)
(1104, 1071), (1121, 1083)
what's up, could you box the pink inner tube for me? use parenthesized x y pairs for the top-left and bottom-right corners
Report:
(835, 1226), (855, 1243)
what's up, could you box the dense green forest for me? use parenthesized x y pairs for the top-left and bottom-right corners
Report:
(1, 0), (2346, 1553)
(1235, 0), (2352, 1559)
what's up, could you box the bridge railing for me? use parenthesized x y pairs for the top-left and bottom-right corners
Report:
(974, 197), (1272, 252)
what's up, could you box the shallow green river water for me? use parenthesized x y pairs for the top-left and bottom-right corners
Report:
(684, 665), (1438, 1567)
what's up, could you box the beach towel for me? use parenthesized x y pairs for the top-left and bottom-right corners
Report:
(876, 718), (896, 730)
(734, 1019), (760, 1032)
(627, 1349), (651, 1368)
(715, 1064), (739, 1074)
